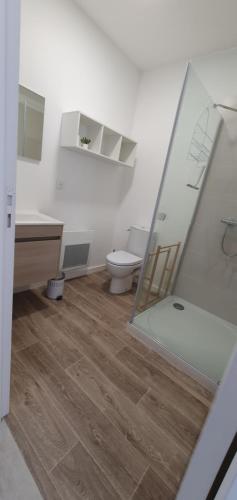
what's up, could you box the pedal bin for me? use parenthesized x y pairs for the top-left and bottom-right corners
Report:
(46, 272), (65, 300)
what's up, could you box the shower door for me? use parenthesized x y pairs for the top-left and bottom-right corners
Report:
(131, 64), (224, 381)
(133, 64), (221, 314)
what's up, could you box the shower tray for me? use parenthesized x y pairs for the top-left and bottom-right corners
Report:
(132, 295), (237, 386)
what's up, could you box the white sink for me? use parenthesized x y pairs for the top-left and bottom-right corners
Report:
(15, 211), (63, 226)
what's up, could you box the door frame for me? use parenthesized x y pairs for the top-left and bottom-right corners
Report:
(0, 0), (20, 418)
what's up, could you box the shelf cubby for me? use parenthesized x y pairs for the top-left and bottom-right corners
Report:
(100, 127), (122, 160)
(119, 137), (137, 167)
(79, 114), (103, 153)
(60, 110), (137, 167)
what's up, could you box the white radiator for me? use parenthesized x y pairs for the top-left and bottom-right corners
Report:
(60, 230), (94, 279)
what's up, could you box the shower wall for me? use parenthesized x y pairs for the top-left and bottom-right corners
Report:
(175, 123), (237, 325)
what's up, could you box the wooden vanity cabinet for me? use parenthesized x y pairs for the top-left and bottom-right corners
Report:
(14, 224), (63, 288)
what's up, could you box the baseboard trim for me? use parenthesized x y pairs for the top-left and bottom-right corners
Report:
(86, 264), (106, 275)
(127, 321), (217, 394)
(64, 264), (106, 280)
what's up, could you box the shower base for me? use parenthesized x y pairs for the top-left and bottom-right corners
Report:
(132, 295), (237, 387)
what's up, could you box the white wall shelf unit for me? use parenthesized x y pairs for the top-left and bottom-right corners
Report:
(60, 111), (137, 167)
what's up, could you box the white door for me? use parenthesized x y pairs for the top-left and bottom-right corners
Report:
(0, 0), (20, 417)
(177, 342), (237, 500)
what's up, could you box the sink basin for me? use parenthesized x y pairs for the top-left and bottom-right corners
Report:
(15, 211), (63, 226)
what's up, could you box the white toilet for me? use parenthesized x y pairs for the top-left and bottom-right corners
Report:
(106, 225), (150, 294)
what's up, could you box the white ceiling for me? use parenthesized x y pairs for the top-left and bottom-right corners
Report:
(75, 0), (237, 70)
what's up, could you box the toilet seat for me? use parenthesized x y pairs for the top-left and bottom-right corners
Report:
(106, 250), (142, 267)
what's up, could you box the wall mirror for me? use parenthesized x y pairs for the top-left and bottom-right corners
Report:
(18, 85), (45, 161)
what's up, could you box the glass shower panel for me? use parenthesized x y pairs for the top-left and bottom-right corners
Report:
(134, 65), (221, 314)
(131, 65), (229, 383)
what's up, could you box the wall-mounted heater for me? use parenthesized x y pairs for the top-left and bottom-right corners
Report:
(60, 230), (94, 279)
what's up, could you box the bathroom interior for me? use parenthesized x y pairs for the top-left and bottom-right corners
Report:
(8, 0), (237, 498)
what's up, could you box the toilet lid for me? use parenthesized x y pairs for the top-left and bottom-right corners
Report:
(107, 250), (143, 266)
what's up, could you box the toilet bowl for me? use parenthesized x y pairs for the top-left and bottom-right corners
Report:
(106, 250), (143, 294)
(106, 225), (151, 294)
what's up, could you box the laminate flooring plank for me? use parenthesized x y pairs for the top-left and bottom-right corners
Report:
(17, 343), (147, 500)
(65, 279), (149, 356)
(145, 350), (213, 406)
(138, 388), (202, 453)
(32, 287), (70, 316)
(10, 355), (77, 472)
(13, 290), (55, 319)
(51, 440), (121, 500)
(66, 292), (125, 331)
(32, 290), (124, 356)
(12, 317), (38, 352)
(67, 279), (129, 320)
(35, 286), (124, 331)
(67, 356), (188, 490)
(132, 467), (175, 500)
(52, 308), (124, 356)
(19, 312), (82, 370)
(116, 346), (208, 425)
(125, 334), (151, 357)
(52, 314), (147, 404)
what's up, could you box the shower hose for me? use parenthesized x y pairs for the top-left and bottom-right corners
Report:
(221, 224), (237, 258)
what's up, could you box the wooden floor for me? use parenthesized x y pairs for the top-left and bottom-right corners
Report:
(7, 271), (213, 500)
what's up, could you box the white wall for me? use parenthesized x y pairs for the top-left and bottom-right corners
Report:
(113, 61), (187, 250)
(17, 0), (140, 268)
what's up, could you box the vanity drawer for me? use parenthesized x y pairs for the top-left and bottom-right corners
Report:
(15, 224), (63, 240)
(14, 239), (61, 287)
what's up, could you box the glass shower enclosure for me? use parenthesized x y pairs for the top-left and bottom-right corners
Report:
(131, 64), (237, 387)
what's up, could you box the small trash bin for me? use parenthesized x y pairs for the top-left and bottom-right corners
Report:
(46, 272), (65, 300)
